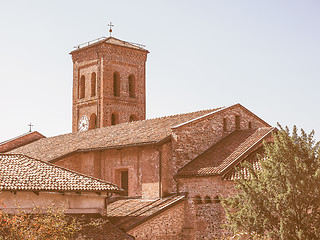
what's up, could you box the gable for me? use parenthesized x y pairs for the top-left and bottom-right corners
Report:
(0, 131), (45, 153)
(176, 127), (275, 178)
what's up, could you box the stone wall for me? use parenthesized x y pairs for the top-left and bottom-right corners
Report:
(128, 201), (185, 240)
(171, 104), (269, 174)
(177, 176), (236, 239)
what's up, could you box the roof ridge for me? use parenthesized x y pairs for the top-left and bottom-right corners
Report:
(146, 108), (219, 121)
(0, 131), (42, 145)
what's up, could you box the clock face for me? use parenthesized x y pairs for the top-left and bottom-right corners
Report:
(78, 115), (89, 132)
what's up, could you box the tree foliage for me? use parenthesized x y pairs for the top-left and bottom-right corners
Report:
(223, 125), (320, 240)
(0, 203), (81, 240)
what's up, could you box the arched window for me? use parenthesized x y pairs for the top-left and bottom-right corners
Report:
(204, 196), (212, 204)
(113, 72), (120, 97)
(111, 113), (119, 125)
(129, 114), (138, 122)
(235, 115), (240, 130)
(89, 113), (97, 130)
(194, 195), (202, 204)
(79, 75), (85, 99)
(128, 74), (135, 98)
(213, 195), (221, 204)
(91, 72), (96, 97)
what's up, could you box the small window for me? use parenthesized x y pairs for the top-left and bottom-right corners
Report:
(89, 113), (97, 130)
(79, 75), (85, 99)
(111, 113), (119, 125)
(113, 72), (120, 97)
(194, 195), (202, 204)
(223, 118), (227, 131)
(213, 196), (221, 204)
(129, 114), (138, 122)
(204, 196), (212, 204)
(248, 122), (252, 129)
(121, 170), (128, 196)
(91, 72), (96, 97)
(235, 115), (240, 130)
(128, 74), (135, 98)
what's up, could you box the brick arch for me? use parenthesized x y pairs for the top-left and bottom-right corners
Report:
(204, 196), (212, 204)
(111, 112), (119, 125)
(213, 195), (221, 204)
(91, 72), (96, 97)
(129, 114), (138, 122)
(113, 72), (120, 97)
(89, 113), (97, 130)
(79, 75), (85, 99)
(128, 74), (135, 98)
(194, 195), (202, 204)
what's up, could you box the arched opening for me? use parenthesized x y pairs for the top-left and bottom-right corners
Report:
(113, 72), (120, 97)
(129, 114), (138, 122)
(89, 113), (97, 130)
(223, 118), (227, 131)
(235, 115), (240, 130)
(128, 74), (135, 98)
(213, 195), (221, 204)
(204, 196), (212, 204)
(111, 113), (119, 125)
(91, 72), (96, 97)
(194, 195), (202, 204)
(79, 75), (85, 99)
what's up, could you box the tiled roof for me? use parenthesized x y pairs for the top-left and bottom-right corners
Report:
(9, 109), (219, 162)
(176, 127), (275, 178)
(223, 147), (264, 181)
(0, 154), (121, 192)
(108, 194), (186, 231)
(0, 131), (45, 153)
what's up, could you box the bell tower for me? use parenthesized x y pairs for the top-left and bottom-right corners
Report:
(70, 35), (148, 132)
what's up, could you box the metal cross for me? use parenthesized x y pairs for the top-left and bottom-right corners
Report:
(28, 123), (33, 132)
(108, 22), (114, 37)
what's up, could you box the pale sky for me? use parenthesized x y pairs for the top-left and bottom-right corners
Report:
(0, 0), (319, 142)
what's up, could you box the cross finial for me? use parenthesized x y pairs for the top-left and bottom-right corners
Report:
(108, 22), (114, 37)
(28, 123), (33, 132)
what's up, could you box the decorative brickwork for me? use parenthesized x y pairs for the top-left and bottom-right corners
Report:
(71, 37), (148, 132)
(177, 176), (236, 239)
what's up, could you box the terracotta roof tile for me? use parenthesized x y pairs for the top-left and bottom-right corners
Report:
(9, 109), (220, 162)
(176, 127), (275, 177)
(0, 154), (121, 192)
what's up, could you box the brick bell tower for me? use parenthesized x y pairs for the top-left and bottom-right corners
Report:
(70, 30), (149, 132)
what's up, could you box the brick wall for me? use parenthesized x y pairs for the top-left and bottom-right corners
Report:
(55, 143), (172, 199)
(171, 104), (269, 175)
(128, 201), (185, 240)
(71, 41), (148, 132)
(177, 176), (236, 239)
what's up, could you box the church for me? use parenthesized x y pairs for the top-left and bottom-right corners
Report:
(1, 32), (275, 239)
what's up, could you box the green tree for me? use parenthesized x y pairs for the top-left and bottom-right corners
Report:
(0, 204), (81, 240)
(223, 125), (320, 240)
